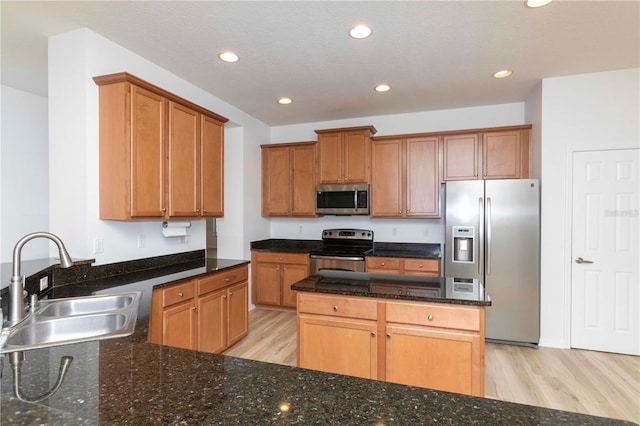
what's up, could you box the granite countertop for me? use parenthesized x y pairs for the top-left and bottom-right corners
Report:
(292, 270), (490, 306)
(251, 239), (441, 259)
(0, 254), (631, 424)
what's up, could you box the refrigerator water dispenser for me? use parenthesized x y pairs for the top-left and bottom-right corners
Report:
(452, 226), (474, 263)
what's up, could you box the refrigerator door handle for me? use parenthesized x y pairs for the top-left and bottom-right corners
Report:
(486, 197), (492, 276)
(478, 197), (484, 275)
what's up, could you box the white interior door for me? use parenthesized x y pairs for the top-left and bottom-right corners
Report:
(571, 149), (639, 355)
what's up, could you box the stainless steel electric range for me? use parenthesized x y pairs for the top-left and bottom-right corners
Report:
(309, 229), (374, 273)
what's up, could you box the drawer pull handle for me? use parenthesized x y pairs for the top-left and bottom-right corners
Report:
(333, 305), (338, 312)
(178, 292), (184, 297)
(428, 314), (433, 321)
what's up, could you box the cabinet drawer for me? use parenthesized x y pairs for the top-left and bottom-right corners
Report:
(161, 280), (195, 308)
(298, 293), (377, 320)
(403, 258), (440, 274)
(386, 301), (480, 331)
(254, 251), (309, 265)
(366, 256), (401, 271)
(198, 265), (248, 296)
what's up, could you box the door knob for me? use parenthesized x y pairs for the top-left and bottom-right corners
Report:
(575, 257), (594, 264)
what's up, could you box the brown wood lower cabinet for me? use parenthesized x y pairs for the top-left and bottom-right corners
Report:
(149, 264), (248, 353)
(366, 256), (441, 276)
(297, 292), (485, 396)
(251, 251), (309, 309)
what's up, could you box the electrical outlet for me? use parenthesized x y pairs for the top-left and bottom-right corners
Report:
(94, 238), (104, 254)
(392, 228), (397, 237)
(137, 234), (146, 248)
(299, 226), (303, 234)
(39, 276), (49, 291)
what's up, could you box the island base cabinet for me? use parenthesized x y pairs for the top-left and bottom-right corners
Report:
(197, 281), (248, 353)
(298, 314), (377, 380)
(385, 325), (481, 396)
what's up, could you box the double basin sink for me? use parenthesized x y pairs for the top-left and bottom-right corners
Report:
(0, 292), (140, 354)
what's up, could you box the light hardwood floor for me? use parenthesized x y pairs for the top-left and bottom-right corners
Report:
(224, 309), (640, 424)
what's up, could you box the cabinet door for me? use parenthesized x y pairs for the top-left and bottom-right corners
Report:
(281, 263), (308, 308)
(262, 146), (291, 216)
(130, 85), (166, 217)
(290, 144), (316, 216)
(255, 262), (282, 305)
(163, 301), (196, 350)
(317, 133), (343, 183)
(227, 282), (249, 346)
(443, 134), (479, 180)
(482, 130), (522, 179)
(343, 130), (369, 183)
(168, 101), (200, 217)
(371, 139), (403, 217)
(197, 289), (227, 353)
(201, 115), (224, 217)
(298, 314), (377, 380)
(386, 324), (481, 396)
(406, 137), (440, 217)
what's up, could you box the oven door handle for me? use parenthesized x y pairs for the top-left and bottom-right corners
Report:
(310, 255), (365, 261)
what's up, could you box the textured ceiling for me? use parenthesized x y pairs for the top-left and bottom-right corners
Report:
(2, 1), (638, 126)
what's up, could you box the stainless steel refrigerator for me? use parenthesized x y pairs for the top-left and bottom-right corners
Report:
(445, 179), (540, 346)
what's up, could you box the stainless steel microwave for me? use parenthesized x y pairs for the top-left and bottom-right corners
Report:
(315, 183), (369, 215)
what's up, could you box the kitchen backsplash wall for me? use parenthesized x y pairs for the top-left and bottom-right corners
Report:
(269, 216), (445, 244)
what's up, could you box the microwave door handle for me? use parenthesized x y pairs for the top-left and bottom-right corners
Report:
(354, 190), (358, 210)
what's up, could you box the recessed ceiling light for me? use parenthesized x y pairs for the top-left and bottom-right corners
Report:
(526, 0), (552, 8)
(492, 70), (513, 78)
(277, 97), (293, 105)
(218, 51), (239, 63)
(374, 84), (391, 92)
(349, 25), (372, 39)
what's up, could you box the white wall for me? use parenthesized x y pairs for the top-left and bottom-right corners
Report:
(1, 85), (50, 262)
(48, 28), (270, 264)
(525, 82), (543, 180)
(539, 68), (640, 348)
(268, 102), (526, 244)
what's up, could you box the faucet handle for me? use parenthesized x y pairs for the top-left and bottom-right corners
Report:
(29, 294), (38, 312)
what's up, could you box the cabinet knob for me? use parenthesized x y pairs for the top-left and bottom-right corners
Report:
(333, 305), (338, 312)
(203, 209), (207, 214)
(229, 292), (233, 296)
(225, 278), (231, 282)
(380, 262), (385, 267)
(191, 306), (197, 311)
(419, 264), (423, 268)
(427, 314), (433, 321)
(386, 333), (391, 338)
(178, 292), (184, 297)
(162, 208), (167, 213)
(223, 294), (227, 299)
(276, 267), (280, 271)
(398, 210), (402, 214)
(407, 209), (410, 213)
(371, 331), (376, 337)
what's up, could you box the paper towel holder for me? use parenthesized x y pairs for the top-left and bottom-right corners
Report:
(162, 220), (192, 229)
(162, 220), (192, 238)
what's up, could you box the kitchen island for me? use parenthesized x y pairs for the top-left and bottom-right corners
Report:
(0, 256), (633, 424)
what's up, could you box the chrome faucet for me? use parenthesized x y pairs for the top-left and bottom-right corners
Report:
(7, 232), (75, 325)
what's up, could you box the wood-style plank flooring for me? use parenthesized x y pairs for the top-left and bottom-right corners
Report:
(224, 309), (640, 424)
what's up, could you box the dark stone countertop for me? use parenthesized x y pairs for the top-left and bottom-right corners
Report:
(0, 254), (632, 425)
(292, 270), (490, 306)
(251, 239), (441, 259)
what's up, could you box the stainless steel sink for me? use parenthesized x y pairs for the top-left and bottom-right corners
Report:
(37, 293), (136, 318)
(0, 292), (140, 354)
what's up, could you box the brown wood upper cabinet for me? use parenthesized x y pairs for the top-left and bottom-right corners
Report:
(371, 136), (440, 218)
(315, 126), (376, 184)
(443, 128), (530, 181)
(94, 72), (227, 220)
(261, 142), (316, 217)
